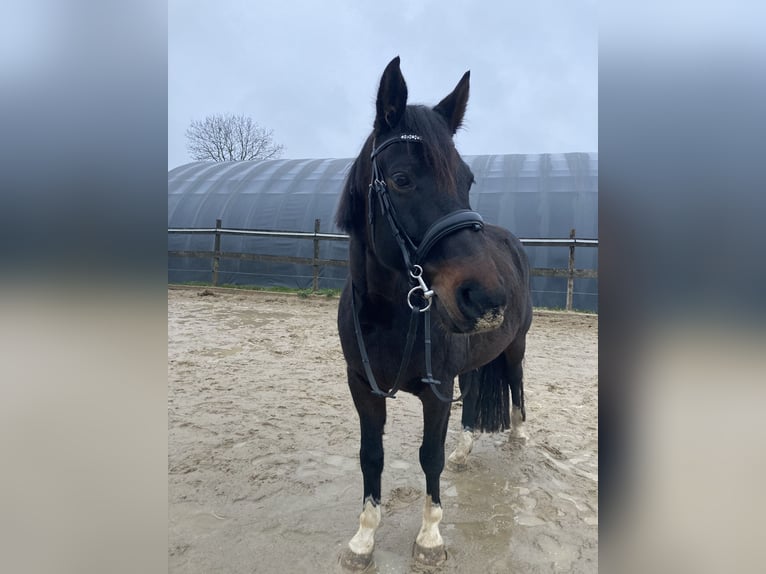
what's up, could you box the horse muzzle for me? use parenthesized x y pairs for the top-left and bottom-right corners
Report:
(434, 278), (507, 334)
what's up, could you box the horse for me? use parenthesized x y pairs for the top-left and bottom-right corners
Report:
(335, 56), (533, 569)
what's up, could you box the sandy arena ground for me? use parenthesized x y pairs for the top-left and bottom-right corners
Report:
(168, 287), (598, 573)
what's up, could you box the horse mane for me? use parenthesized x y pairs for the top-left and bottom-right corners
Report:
(336, 105), (472, 234)
(335, 135), (374, 233)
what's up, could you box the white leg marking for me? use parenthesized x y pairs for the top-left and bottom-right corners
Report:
(510, 405), (527, 439)
(415, 496), (444, 549)
(348, 499), (381, 556)
(447, 429), (475, 466)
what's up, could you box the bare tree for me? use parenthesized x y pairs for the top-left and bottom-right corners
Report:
(186, 113), (285, 161)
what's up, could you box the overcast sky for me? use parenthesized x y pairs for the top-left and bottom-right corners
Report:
(168, 0), (597, 169)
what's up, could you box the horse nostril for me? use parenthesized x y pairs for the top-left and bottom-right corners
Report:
(460, 285), (473, 307)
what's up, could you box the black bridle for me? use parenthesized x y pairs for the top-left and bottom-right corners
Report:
(352, 133), (484, 402)
(367, 134), (484, 277)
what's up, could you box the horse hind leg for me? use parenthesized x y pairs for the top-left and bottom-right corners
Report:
(504, 332), (529, 440)
(447, 372), (479, 468)
(446, 428), (476, 469)
(508, 359), (528, 441)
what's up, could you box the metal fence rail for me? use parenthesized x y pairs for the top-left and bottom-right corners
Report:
(168, 219), (598, 311)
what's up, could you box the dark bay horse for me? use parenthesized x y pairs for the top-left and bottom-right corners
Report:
(335, 57), (532, 569)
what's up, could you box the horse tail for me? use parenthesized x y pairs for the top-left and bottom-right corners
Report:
(473, 354), (512, 433)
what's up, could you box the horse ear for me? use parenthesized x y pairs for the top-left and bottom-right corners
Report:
(433, 70), (470, 134)
(375, 56), (408, 133)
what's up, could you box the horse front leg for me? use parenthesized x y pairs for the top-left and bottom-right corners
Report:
(341, 373), (386, 571)
(414, 391), (450, 566)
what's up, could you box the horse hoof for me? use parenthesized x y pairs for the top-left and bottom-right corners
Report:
(339, 548), (374, 572)
(413, 542), (447, 567)
(509, 428), (528, 442)
(446, 457), (467, 472)
(447, 448), (467, 466)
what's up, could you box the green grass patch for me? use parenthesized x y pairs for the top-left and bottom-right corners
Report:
(173, 282), (341, 298)
(535, 306), (597, 314)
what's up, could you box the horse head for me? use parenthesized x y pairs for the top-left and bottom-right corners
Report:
(337, 56), (508, 334)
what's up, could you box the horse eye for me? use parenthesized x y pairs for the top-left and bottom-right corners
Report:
(390, 173), (412, 189)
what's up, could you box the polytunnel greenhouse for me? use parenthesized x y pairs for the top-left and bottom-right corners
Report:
(168, 152), (598, 311)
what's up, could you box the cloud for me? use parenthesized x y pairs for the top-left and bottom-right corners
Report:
(169, 1), (597, 167)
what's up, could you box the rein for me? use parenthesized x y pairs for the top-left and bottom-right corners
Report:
(352, 133), (484, 402)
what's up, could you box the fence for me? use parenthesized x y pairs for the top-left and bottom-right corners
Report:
(168, 219), (598, 311)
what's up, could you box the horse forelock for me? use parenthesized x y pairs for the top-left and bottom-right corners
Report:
(335, 136), (374, 233)
(400, 106), (461, 195)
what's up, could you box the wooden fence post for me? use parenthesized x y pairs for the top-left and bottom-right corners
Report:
(566, 228), (575, 311)
(312, 219), (321, 291)
(212, 218), (222, 286)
